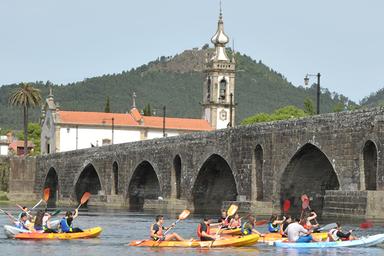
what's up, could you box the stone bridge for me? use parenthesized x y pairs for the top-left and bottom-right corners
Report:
(8, 108), (384, 218)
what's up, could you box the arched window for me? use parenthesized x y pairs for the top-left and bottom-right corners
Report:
(219, 79), (227, 100)
(207, 78), (211, 100)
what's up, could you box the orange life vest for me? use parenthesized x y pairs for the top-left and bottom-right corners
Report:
(151, 223), (163, 238)
(197, 223), (210, 238)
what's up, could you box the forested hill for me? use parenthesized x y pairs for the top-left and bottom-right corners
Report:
(360, 88), (384, 107)
(0, 48), (355, 130)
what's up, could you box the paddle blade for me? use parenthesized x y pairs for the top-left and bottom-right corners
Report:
(80, 192), (91, 205)
(360, 220), (373, 229)
(178, 209), (190, 220)
(283, 199), (291, 213)
(255, 219), (268, 226)
(227, 204), (238, 217)
(43, 187), (50, 202)
(51, 209), (61, 217)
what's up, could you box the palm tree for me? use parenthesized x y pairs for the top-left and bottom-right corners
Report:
(9, 83), (42, 156)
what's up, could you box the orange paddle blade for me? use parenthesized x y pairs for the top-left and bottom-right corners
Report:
(178, 210), (190, 220)
(360, 220), (373, 229)
(255, 219), (268, 226)
(80, 192), (91, 205)
(43, 188), (50, 202)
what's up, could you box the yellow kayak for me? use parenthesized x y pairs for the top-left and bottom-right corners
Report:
(210, 227), (242, 236)
(260, 232), (328, 243)
(14, 227), (102, 240)
(129, 234), (259, 247)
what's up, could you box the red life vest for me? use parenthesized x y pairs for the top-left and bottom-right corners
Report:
(197, 223), (210, 238)
(151, 223), (163, 238)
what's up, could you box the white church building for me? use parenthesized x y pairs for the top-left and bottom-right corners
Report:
(40, 9), (236, 154)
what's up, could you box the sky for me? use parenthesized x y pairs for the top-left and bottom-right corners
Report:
(1, 0), (383, 103)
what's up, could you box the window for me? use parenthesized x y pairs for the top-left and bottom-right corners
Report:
(219, 79), (227, 100)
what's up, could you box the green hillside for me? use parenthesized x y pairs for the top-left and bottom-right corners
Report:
(360, 88), (384, 107)
(0, 48), (356, 130)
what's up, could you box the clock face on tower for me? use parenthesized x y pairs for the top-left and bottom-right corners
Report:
(219, 109), (227, 121)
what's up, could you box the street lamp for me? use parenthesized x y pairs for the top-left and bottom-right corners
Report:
(304, 73), (321, 114)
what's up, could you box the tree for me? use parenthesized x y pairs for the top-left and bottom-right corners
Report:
(303, 98), (315, 115)
(16, 122), (41, 156)
(241, 105), (308, 125)
(8, 83), (42, 156)
(143, 103), (152, 116)
(332, 102), (345, 113)
(104, 96), (110, 113)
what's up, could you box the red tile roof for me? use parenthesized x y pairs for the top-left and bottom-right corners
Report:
(57, 110), (212, 131)
(9, 140), (34, 151)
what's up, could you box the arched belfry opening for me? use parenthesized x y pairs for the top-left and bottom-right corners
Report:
(44, 168), (59, 208)
(171, 155), (182, 199)
(280, 144), (340, 214)
(113, 162), (119, 195)
(75, 164), (102, 204)
(128, 161), (160, 211)
(252, 145), (264, 201)
(363, 140), (377, 190)
(192, 154), (237, 213)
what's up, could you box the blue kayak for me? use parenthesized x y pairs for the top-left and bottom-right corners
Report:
(274, 234), (384, 248)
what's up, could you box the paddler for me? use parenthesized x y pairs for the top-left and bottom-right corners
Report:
(303, 210), (319, 230)
(42, 211), (58, 233)
(60, 210), (83, 233)
(15, 212), (30, 231)
(285, 217), (314, 243)
(197, 217), (218, 241)
(33, 210), (45, 232)
(327, 222), (356, 241)
(268, 214), (286, 233)
(228, 213), (241, 229)
(241, 215), (264, 237)
(150, 215), (184, 241)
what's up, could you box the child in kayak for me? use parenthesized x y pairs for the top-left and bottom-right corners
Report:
(303, 210), (319, 230)
(268, 214), (286, 233)
(42, 212), (58, 233)
(285, 217), (314, 243)
(150, 215), (184, 241)
(281, 215), (292, 236)
(241, 215), (264, 237)
(34, 210), (45, 232)
(228, 213), (241, 229)
(15, 212), (30, 231)
(60, 210), (83, 233)
(197, 217), (218, 241)
(328, 223), (356, 241)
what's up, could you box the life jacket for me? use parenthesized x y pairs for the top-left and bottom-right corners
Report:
(60, 217), (72, 232)
(230, 218), (241, 228)
(241, 221), (253, 235)
(268, 222), (280, 233)
(303, 223), (312, 230)
(15, 221), (29, 231)
(328, 228), (340, 241)
(197, 222), (210, 238)
(151, 223), (163, 240)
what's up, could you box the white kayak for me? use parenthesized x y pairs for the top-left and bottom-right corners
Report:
(4, 225), (31, 238)
(274, 234), (384, 248)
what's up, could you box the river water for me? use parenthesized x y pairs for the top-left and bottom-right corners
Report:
(0, 206), (384, 256)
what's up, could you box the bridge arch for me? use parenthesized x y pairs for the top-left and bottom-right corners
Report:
(362, 140), (378, 190)
(74, 163), (102, 203)
(280, 143), (340, 214)
(192, 154), (238, 213)
(44, 167), (59, 208)
(252, 144), (264, 201)
(127, 161), (161, 211)
(113, 161), (119, 195)
(171, 155), (182, 199)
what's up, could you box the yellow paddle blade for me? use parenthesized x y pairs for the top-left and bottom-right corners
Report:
(178, 209), (190, 220)
(43, 188), (50, 202)
(80, 192), (91, 205)
(227, 204), (238, 217)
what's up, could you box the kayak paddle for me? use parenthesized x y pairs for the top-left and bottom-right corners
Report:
(163, 209), (190, 236)
(76, 192), (91, 210)
(31, 188), (50, 210)
(317, 223), (337, 231)
(255, 219), (268, 226)
(0, 208), (17, 222)
(215, 204), (238, 235)
(360, 220), (373, 229)
(50, 209), (61, 217)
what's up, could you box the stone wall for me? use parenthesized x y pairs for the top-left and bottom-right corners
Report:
(8, 157), (38, 202)
(0, 156), (10, 192)
(7, 107), (384, 217)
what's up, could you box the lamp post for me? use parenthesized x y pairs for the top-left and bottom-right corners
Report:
(163, 106), (166, 137)
(304, 73), (321, 114)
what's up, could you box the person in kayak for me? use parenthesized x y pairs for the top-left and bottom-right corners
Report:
(197, 217), (218, 241)
(241, 215), (264, 237)
(228, 213), (241, 229)
(42, 212), (58, 233)
(34, 210), (45, 232)
(285, 217), (314, 243)
(150, 215), (184, 241)
(303, 210), (319, 230)
(281, 215), (292, 236)
(328, 223), (356, 241)
(17, 206), (29, 220)
(60, 210), (83, 233)
(268, 214), (286, 233)
(15, 212), (30, 231)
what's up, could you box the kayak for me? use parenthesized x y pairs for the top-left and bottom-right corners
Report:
(210, 227), (242, 236)
(129, 234), (259, 247)
(260, 232), (328, 243)
(4, 225), (102, 240)
(274, 234), (384, 248)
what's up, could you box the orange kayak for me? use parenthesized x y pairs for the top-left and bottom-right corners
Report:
(210, 227), (242, 236)
(260, 232), (328, 243)
(129, 234), (259, 247)
(14, 227), (102, 240)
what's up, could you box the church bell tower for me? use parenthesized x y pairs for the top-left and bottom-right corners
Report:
(202, 7), (236, 129)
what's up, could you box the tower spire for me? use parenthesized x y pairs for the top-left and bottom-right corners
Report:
(210, 1), (229, 61)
